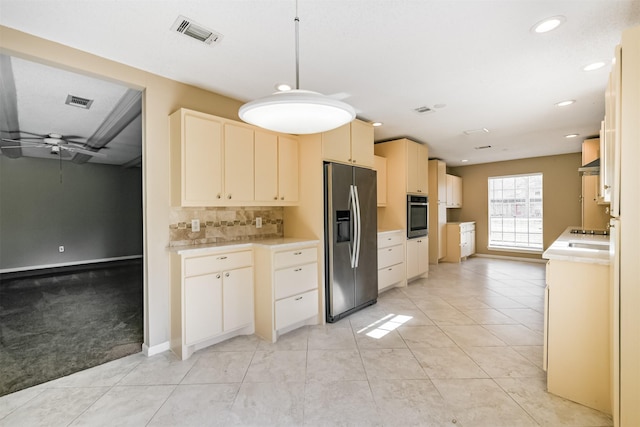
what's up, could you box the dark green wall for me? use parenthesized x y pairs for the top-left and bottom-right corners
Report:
(0, 156), (142, 271)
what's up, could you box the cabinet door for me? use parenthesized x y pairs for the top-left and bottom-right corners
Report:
(278, 136), (299, 202)
(437, 161), (447, 203)
(185, 273), (223, 345)
(224, 124), (255, 202)
(469, 230), (476, 256)
(374, 155), (387, 206)
(222, 266), (254, 332)
(453, 175), (462, 207)
(438, 202), (447, 259)
(406, 239), (427, 278)
(417, 238), (429, 275)
(254, 131), (278, 202)
(184, 114), (223, 204)
(416, 143), (428, 193)
(406, 141), (420, 193)
(350, 120), (374, 168)
(446, 174), (454, 207)
(321, 123), (351, 163)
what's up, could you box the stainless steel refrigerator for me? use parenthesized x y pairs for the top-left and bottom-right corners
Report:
(324, 162), (378, 323)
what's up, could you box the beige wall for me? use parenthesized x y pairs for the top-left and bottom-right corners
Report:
(0, 26), (244, 349)
(449, 152), (582, 260)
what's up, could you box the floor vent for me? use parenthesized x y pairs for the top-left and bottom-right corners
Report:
(65, 94), (93, 109)
(171, 15), (223, 46)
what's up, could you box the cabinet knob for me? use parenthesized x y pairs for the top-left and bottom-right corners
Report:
(293, 251), (302, 255)
(216, 194), (221, 199)
(294, 268), (302, 272)
(352, 159), (356, 163)
(227, 194), (232, 199)
(274, 196), (278, 200)
(281, 196), (284, 200)
(216, 274), (221, 279)
(225, 272), (230, 277)
(217, 256), (227, 260)
(604, 185), (611, 189)
(388, 248), (392, 251)
(295, 296), (303, 301)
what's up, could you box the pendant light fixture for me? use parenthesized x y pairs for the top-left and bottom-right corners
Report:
(239, 1), (355, 134)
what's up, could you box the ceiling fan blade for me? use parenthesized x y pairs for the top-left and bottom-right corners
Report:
(2, 138), (47, 147)
(0, 130), (48, 138)
(65, 146), (107, 158)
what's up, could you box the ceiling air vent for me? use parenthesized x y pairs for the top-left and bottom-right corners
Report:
(65, 94), (93, 109)
(474, 145), (493, 150)
(414, 106), (434, 114)
(171, 15), (223, 46)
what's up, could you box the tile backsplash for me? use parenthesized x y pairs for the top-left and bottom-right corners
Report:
(169, 206), (283, 247)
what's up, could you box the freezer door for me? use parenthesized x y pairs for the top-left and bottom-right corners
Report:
(354, 166), (379, 306)
(325, 163), (356, 319)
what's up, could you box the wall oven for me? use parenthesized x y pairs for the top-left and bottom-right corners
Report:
(407, 195), (428, 238)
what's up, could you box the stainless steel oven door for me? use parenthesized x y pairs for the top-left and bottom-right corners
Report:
(407, 196), (428, 238)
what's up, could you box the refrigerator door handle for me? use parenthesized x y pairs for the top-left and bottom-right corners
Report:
(353, 184), (362, 268)
(348, 185), (357, 268)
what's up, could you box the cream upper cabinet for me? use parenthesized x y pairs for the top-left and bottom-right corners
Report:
(406, 141), (428, 194)
(254, 131), (279, 202)
(446, 174), (462, 208)
(224, 123), (255, 202)
(374, 155), (387, 207)
(170, 108), (298, 207)
(278, 135), (299, 202)
(170, 109), (224, 206)
(321, 120), (374, 168)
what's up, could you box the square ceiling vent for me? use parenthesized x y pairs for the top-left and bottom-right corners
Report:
(171, 15), (223, 46)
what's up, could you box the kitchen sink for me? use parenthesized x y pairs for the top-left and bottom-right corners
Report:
(567, 241), (609, 250)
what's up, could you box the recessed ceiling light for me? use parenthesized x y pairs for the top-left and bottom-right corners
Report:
(275, 83), (292, 91)
(555, 100), (575, 107)
(461, 159), (469, 163)
(531, 15), (566, 33)
(583, 62), (606, 72)
(565, 133), (579, 138)
(372, 122), (383, 127)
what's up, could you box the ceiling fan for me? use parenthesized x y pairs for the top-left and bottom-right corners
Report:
(0, 131), (107, 158)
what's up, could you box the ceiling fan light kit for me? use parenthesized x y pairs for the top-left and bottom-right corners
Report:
(239, 1), (355, 134)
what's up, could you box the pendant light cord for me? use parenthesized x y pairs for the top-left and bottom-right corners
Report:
(294, 0), (300, 90)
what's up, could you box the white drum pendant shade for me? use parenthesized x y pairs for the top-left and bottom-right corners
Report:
(239, 89), (355, 134)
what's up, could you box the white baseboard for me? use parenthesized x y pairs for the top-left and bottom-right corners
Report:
(143, 341), (170, 357)
(1, 255), (143, 274)
(474, 253), (546, 264)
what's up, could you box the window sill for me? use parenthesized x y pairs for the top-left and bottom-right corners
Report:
(487, 245), (543, 255)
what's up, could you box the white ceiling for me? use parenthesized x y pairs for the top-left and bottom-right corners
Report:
(1, 0), (640, 166)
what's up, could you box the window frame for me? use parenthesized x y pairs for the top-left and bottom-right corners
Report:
(487, 172), (543, 253)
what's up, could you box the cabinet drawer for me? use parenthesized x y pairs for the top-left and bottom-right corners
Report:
(460, 222), (475, 232)
(275, 289), (319, 330)
(184, 250), (252, 276)
(275, 263), (318, 300)
(378, 244), (404, 269)
(379, 263), (405, 290)
(377, 232), (404, 248)
(274, 247), (317, 269)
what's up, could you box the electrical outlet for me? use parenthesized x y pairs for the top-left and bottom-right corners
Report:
(59, 246), (65, 253)
(191, 219), (200, 232)
(256, 217), (262, 228)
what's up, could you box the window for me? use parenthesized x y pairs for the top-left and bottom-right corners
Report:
(488, 173), (543, 251)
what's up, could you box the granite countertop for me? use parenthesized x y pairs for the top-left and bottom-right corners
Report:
(542, 226), (610, 265)
(168, 237), (320, 255)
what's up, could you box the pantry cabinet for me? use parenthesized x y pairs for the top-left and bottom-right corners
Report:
(171, 248), (254, 360)
(170, 108), (299, 207)
(406, 142), (428, 194)
(446, 174), (462, 208)
(374, 155), (387, 207)
(254, 241), (320, 343)
(442, 222), (475, 262)
(377, 230), (406, 291)
(428, 159), (448, 263)
(406, 237), (428, 280)
(321, 119), (374, 168)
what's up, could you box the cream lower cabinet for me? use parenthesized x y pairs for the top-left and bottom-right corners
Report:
(545, 259), (611, 414)
(171, 249), (254, 360)
(406, 237), (428, 280)
(254, 242), (319, 343)
(443, 222), (475, 262)
(377, 230), (406, 291)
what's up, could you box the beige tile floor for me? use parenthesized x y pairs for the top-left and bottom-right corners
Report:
(0, 257), (613, 426)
